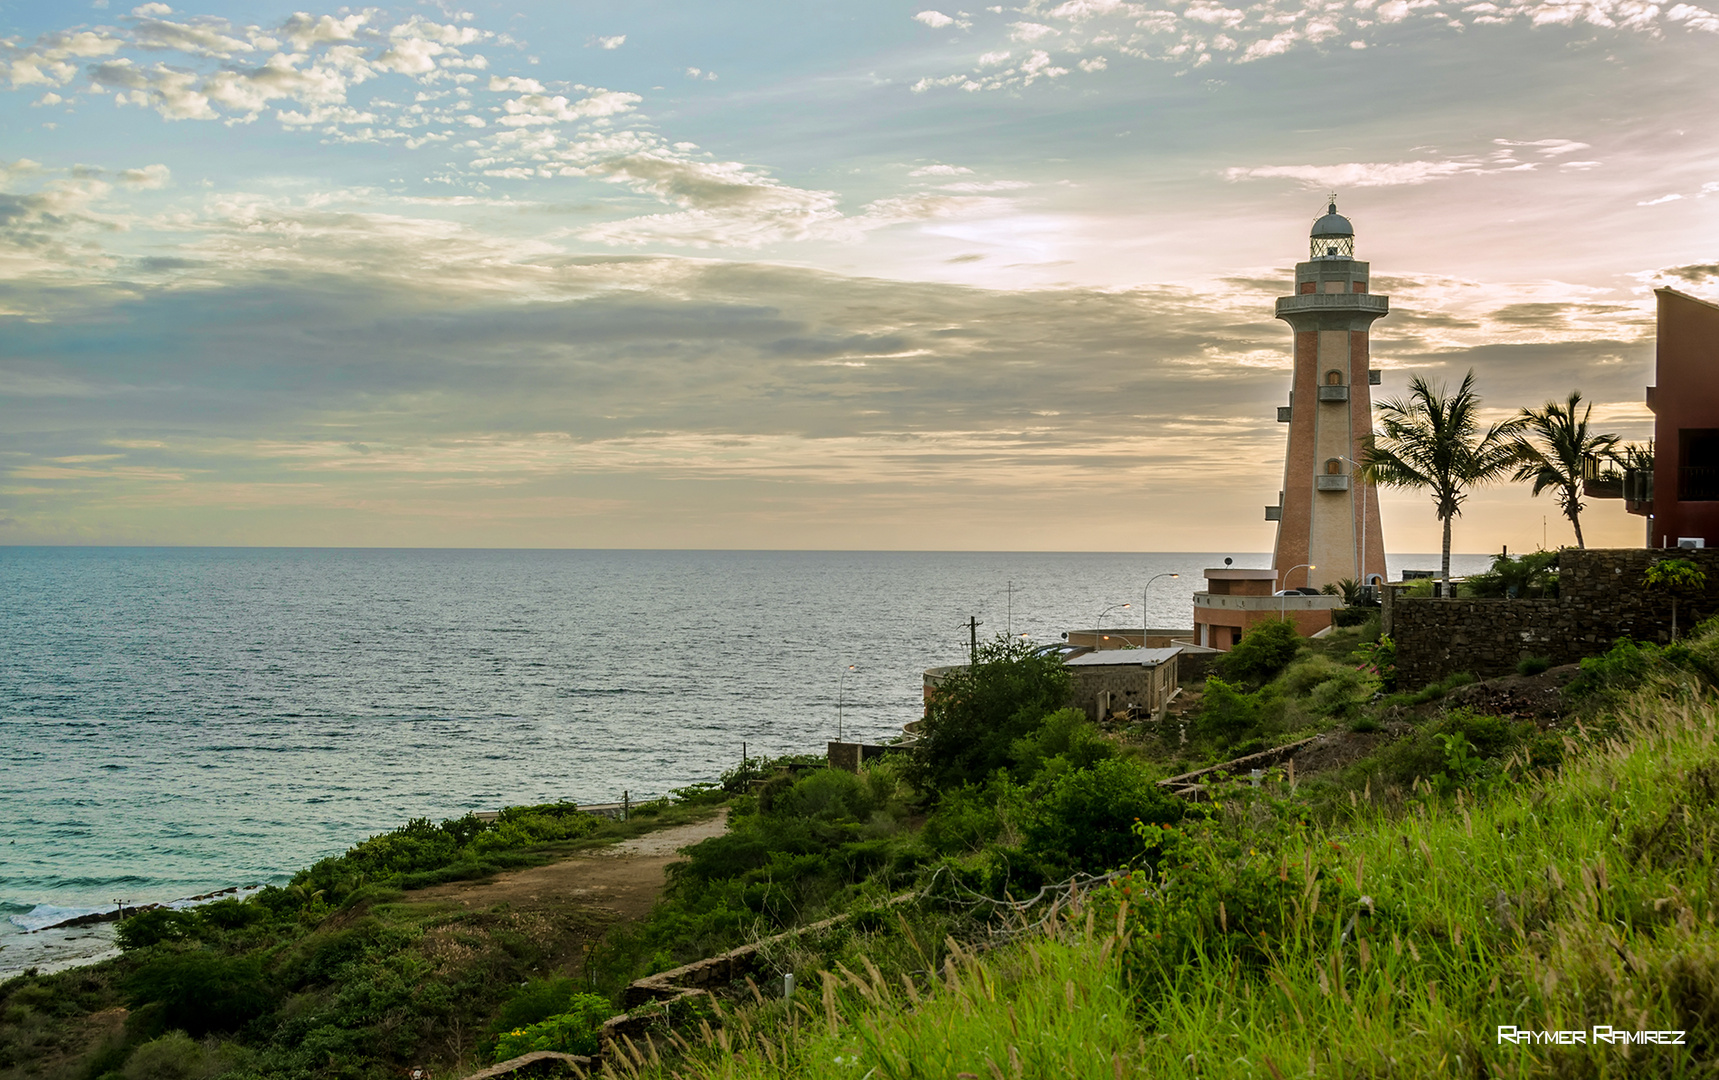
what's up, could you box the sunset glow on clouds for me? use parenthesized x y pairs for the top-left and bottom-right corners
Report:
(0, 0), (1714, 551)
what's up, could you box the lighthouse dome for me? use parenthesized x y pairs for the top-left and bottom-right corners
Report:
(1311, 202), (1353, 238)
(1310, 200), (1354, 259)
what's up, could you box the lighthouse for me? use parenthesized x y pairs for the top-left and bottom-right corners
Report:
(1267, 201), (1389, 593)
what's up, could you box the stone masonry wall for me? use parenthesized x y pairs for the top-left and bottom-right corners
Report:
(1393, 548), (1719, 689)
(1069, 658), (1176, 722)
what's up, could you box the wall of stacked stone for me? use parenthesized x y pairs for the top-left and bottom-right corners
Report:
(1393, 548), (1719, 688)
(1069, 659), (1176, 721)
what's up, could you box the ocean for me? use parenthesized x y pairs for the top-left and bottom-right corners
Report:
(0, 546), (1493, 971)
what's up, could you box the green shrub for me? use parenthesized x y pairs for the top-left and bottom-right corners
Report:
(921, 781), (1008, 855)
(491, 978), (598, 1049)
(1191, 677), (1278, 749)
(1008, 707), (1113, 779)
(1516, 655), (1552, 676)
(116, 909), (201, 951)
(1365, 708), (1525, 790)
(1022, 758), (1185, 877)
(121, 1030), (207, 1080)
(1216, 620), (1303, 687)
(1350, 635), (1396, 691)
(1093, 821), (1367, 994)
(912, 636), (1072, 790)
(123, 952), (274, 1036)
(1466, 549), (1560, 598)
(1331, 606), (1375, 627)
(1569, 631), (1719, 708)
(491, 993), (612, 1060)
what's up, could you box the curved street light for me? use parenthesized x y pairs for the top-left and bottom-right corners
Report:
(837, 664), (857, 742)
(1141, 572), (1180, 646)
(1341, 455), (1373, 590)
(1094, 602), (1130, 648)
(1279, 563), (1316, 620)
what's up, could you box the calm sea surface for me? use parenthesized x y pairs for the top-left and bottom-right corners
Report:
(0, 547), (1492, 939)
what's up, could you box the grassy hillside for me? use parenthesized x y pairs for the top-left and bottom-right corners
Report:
(8, 619), (1719, 1078)
(616, 654), (1719, 1078)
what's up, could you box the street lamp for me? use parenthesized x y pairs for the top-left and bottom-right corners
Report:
(1279, 563), (1316, 620)
(1094, 603), (1130, 648)
(1142, 573), (1180, 646)
(1341, 455), (1371, 592)
(837, 664), (857, 742)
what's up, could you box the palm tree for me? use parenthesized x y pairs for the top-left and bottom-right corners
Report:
(1361, 370), (1523, 596)
(1510, 390), (1619, 549)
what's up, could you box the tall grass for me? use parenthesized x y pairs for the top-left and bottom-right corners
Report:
(615, 680), (1719, 1079)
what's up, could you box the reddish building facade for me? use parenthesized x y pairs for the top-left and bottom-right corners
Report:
(1191, 567), (1338, 651)
(1594, 289), (1719, 545)
(1647, 289), (1719, 548)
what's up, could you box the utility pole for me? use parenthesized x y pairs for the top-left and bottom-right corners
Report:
(968, 615), (981, 665)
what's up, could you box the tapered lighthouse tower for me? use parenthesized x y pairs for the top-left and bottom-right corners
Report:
(1268, 202), (1388, 593)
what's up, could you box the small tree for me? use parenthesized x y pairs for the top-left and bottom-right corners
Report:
(1363, 370), (1524, 597)
(1645, 557), (1707, 641)
(912, 635), (1072, 790)
(1510, 390), (1619, 549)
(1216, 619), (1303, 688)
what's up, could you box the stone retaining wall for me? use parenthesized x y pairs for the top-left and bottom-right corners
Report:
(1158, 738), (1316, 800)
(1392, 548), (1719, 688)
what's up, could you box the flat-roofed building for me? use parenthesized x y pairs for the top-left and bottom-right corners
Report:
(1192, 566), (1338, 650)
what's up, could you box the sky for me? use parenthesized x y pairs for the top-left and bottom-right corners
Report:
(0, 0), (1715, 552)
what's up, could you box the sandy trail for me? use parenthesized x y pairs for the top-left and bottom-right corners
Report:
(411, 810), (728, 921)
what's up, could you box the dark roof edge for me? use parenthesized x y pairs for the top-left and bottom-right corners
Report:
(1656, 286), (1719, 313)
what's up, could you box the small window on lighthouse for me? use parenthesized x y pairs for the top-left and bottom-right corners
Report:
(1325, 459), (1343, 475)
(1325, 370), (1344, 386)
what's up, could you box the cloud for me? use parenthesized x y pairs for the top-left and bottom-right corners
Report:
(914, 11), (957, 28)
(498, 89), (642, 126)
(488, 75), (546, 93)
(0, 159), (43, 185)
(909, 164), (973, 176)
(1638, 193), (1683, 206)
(1223, 160), (1485, 187)
(1494, 138), (1592, 156)
(594, 35), (626, 50)
(128, 14), (258, 59)
(0, 248), (1657, 547)
(117, 163), (170, 188)
(902, 0), (1719, 90)
(278, 12), (367, 51)
(1660, 263), (1719, 285)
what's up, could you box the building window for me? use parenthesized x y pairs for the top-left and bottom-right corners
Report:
(1300, 282), (1315, 294)
(1230, 628), (1243, 646)
(1325, 370), (1344, 385)
(1680, 429), (1719, 501)
(1325, 458), (1343, 475)
(1353, 281), (1368, 293)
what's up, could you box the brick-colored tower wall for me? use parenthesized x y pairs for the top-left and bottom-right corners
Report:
(1349, 331), (1386, 584)
(1274, 331), (1321, 579)
(1270, 252), (1388, 593)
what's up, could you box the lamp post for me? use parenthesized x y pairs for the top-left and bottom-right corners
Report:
(1094, 603), (1130, 648)
(837, 664), (857, 742)
(1142, 573), (1179, 646)
(1279, 563), (1316, 621)
(1341, 455), (1370, 592)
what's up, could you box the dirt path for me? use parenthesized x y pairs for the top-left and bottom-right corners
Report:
(411, 810), (729, 922)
